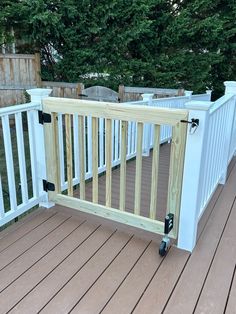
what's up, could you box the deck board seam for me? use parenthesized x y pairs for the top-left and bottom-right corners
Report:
(130, 246), (173, 314)
(0, 219), (87, 294)
(192, 196), (236, 313)
(223, 264), (236, 314)
(160, 253), (191, 314)
(0, 211), (58, 254)
(7, 224), (103, 313)
(38, 230), (129, 313)
(98, 241), (153, 314)
(0, 214), (72, 272)
(67, 235), (147, 314)
(0, 208), (45, 240)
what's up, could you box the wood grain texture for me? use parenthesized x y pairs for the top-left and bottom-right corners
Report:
(78, 115), (85, 199)
(105, 119), (112, 207)
(65, 114), (73, 196)
(44, 112), (60, 200)
(149, 125), (160, 219)
(43, 97), (188, 126)
(134, 123), (143, 215)
(55, 194), (166, 236)
(167, 121), (187, 237)
(119, 121), (127, 211)
(92, 117), (98, 203)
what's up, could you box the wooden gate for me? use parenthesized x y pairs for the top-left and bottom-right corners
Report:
(42, 97), (188, 239)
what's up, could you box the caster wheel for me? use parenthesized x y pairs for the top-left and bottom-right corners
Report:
(159, 241), (167, 257)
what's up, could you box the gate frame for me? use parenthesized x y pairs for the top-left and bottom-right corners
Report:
(42, 97), (188, 240)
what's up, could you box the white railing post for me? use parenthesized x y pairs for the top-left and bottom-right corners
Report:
(26, 88), (53, 208)
(184, 90), (193, 99)
(206, 90), (212, 101)
(177, 101), (212, 252)
(219, 81), (236, 183)
(141, 93), (154, 156)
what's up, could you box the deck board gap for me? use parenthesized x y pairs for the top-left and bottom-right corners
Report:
(0, 211), (57, 254)
(0, 219), (87, 294)
(66, 235), (135, 314)
(99, 241), (152, 314)
(223, 264), (236, 314)
(193, 196), (236, 313)
(38, 229), (122, 313)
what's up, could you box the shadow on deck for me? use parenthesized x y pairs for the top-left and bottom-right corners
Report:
(0, 149), (235, 313)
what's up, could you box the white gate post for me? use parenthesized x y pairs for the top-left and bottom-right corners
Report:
(26, 88), (53, 208)
(177, 100), (212, 252)
(141, 93), (154, 156)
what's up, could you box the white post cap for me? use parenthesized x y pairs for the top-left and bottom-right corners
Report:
(26, 88), (52, 103)
(141, 93), (154, 101)
(184, 90), (193, 97)
(206, 90), (212, 95)
(224, 81), (236, 95)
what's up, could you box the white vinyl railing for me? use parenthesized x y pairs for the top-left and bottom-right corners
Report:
(1, 83), (235, 255)
(0, 102), (45, 226)
(178, 81), (236, 252)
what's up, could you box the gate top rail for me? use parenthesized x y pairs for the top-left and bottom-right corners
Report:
(43, 97), (188, 126)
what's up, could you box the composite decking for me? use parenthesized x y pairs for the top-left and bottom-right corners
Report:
(0, 147), (236, 313)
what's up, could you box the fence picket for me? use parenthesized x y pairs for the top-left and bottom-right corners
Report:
(106, 119), (112, 207)
(58, 114), (65, 187)
(92, 117), (98, 203)
(0, 175), (5, 218)
(78, 116), (85, 199)
(119, 121), (127, 211)
(149, 125), (160, 219)
(134, 122), (143, 215)
(15, 112), (29, 203)
(2, 115), (17, 210)
(65, 114), (73, 196)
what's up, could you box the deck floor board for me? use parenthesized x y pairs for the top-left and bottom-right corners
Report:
(0, 147), (235, 314)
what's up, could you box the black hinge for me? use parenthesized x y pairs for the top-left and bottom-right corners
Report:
(38, 111), (52, 124)
(164, 213), (174, 235)
(43, 180), (55, 192)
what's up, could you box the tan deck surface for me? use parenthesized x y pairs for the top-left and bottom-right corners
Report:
(0, 147), (236, 314)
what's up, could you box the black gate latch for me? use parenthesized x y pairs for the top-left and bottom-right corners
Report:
(164, 213), (174, 235)
(181, 118), (199, 134)
(180, 118), (199, 128)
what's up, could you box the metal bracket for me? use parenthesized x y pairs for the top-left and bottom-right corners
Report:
(38, 111), (52, 124)
(180, 118), (199, 128)
(164, 213), (174, 235)
(43, 180), (55, 192)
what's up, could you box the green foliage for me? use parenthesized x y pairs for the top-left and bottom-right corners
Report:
(0, 0), (235, 96)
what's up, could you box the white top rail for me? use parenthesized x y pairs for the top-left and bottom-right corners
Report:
(0, 102), (41, 116)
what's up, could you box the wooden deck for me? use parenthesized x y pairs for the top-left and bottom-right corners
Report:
(0, 149), (236, 313)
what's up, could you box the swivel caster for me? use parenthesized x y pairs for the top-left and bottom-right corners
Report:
(159, 236), (170, 257)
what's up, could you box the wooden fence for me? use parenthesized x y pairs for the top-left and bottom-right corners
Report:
(0, 53), (41, 107)
(118, 85), (185, 102)
(41, 81), (83, 99)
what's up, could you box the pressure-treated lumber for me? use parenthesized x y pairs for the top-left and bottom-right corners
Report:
(65, 114), (73, 196)
(149, 125), (160, 219)
(43, 97), (188, 126)
(167, 122), (187, 237)
(134, 123), (143, 215)
(55, 194), (169, 237)
(78, 116), (85, 199)
(119, 121), (127, 211)
(105, 119), (112, 207)
(92, 117), (98, 203)
(44, 112), (60, 200)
